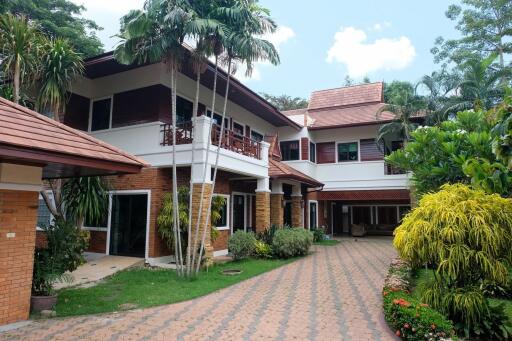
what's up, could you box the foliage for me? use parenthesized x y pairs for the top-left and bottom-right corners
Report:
(259, 93), (308, 111)
(36, 37), (84, 119)
(61, 176), (109, 228)
(491, 93), (512, 169)
(256, 224), (283, 245)
(394, 184), (512, 336)
(432, 0), (512, 68)
(228, 231), (256, 260)
(254, 240), (272, 259)
(386, 109), (495, 195)
(383, 290), (455, 340)
(2, 0), (104, 57)
(311, 227), (326, 242)
(33, 219), (89, 295)
(55, 257), (295, 317)
(384, 81), (415, 105)
(272, 228), (313, 259)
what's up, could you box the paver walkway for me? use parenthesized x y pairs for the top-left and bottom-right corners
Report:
(0, 237), (397, 341)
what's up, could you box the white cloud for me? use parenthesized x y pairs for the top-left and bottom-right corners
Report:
(372, 21), (391, 31)
(326, 26), (416, 77)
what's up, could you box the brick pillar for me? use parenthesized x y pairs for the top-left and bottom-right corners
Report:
(291, 195), (303, 228)
(255, 191), (270, 233)
(190, 183), (213, 259)
(0, 190), (38, 325)
(270, 193), (284, 226)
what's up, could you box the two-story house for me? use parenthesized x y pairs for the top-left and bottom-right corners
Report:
(278, 82), (412, 236)
(39, 50), (411, 263)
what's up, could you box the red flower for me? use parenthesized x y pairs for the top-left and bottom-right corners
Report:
(395, 330), (401, 336)
(393, 298), (411, 307)
(404, 323), (410, 329)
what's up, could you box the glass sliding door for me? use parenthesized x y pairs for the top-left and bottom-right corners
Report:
(109, 193), (148, 257)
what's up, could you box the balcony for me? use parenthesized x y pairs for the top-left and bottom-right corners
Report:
(161, 120), (262, 160)
(384, 163), (406, 175)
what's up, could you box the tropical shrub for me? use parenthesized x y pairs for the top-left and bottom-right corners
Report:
(394, 183), (512, 337)
(33, 219), (89, 295)
(311, 227), (326, 242)
(256, 224), (284, 245)
(272, 228), (313, 259)
(254, 240), (272, 259)
(228, 231), (256, 260)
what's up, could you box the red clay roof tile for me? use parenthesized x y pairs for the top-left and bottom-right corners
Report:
(269, 158), (323, 187)
(308, 82), (384, 110)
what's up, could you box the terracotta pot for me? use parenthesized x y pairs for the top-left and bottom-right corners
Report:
(31, 295), (57, 312)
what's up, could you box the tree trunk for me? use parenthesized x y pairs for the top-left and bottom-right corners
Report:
(13, 57), (20, 104)
(190, 56), (219, 272)
(195, 58), (232, 274)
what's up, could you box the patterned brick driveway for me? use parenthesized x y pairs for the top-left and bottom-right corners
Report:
(0, 237), (396, 341)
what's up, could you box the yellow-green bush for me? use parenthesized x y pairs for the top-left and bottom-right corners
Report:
(394, 183), (512, 337)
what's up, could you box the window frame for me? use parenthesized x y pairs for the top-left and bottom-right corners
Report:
(250, 129), (264, 142)
(280, 139), (301, 161)
(232, 120), (245, 137)
(336, 141), (359, 163)
(36, 191), (55, 230)
(213, 194), (230, 231)
(88, 95), (114, 132)
(175, 94), (194, 124)
(206, 109), (230, 129)
(309, 141), (316, 163)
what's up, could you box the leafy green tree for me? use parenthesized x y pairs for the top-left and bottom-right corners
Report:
(394, 183), (512, 337)
(0, 13), (42, 103)
(432, 0), (512, 68)
(2, 0), (104, 57)
(383, 81), (415, 104)
(259, 93), (308, 111)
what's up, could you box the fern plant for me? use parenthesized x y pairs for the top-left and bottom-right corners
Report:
(394, 184), (512, 337)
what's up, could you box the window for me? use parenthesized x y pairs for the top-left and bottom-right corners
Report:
(251, 130), (264, 142)
(398, 206), (411, 221)
(309, 142), (316, 163)
(377, 206), (398, 225)
(36, 194), (53, 229)
(280, 140), (300, 161)
(207, 110), (229, 128)
(352, 206), (371, 225)
(338, 142), (358, 162)
(233, 121), (244, 137)
(309, 201), (318, 229)
(176, 96), (193, 123)
(90, 97), (112, 131)
(213, 195), (229, 230)
(386, 140), (404, 155)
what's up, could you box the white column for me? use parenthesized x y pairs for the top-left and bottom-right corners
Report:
(256, 177), (270, 193)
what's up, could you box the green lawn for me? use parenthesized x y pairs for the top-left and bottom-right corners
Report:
(55, 257), (295, 317)
(314, 239), (340, 246)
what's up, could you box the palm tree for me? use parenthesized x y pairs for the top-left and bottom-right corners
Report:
(193, 0), (280, 273)
(0, 13), (42, 104)
(115, 0), (220, 276)
(416, 70), (459, 125)
(37, 37), (84, 121)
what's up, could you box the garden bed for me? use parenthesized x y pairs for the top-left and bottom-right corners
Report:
(53, 257), (296, 317)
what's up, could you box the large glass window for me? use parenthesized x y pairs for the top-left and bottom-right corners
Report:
(90, 98), (112, 131)
(176, 96), (193, 123)
(338, 142), (358, 162)
(309, 142), (316, 163)
(398, 206), (411, 221)
(280, 140), (300, 161)
(352, 206), (371, 225)
(207, 110), (229, 128)
(37, 195), (53, 228)
(214, 195), (228, 229)
(309, 201), (318, 229)
(233, 121), (244, 137)
(251, 130), (264, 142)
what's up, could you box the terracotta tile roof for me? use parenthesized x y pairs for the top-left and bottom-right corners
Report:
(308, 103), (395, 129)
(309, 82), (384, 110)
(269, 158), (323, 187)
(316, 189), (410, 202)
(0, 97), (147, 178)
(281, 108), (308, 117)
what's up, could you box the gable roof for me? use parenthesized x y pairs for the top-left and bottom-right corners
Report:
(308, 103), (395, 130)
(308, 82), (384, 110)
(0, 97), (147, 178)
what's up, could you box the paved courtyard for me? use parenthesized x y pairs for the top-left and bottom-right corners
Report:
(0, 237), (397, 341)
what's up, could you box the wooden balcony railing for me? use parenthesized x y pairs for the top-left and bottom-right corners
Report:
(211, 125), (262, 160)
(385, 163), (406, 175)
(160, 121), (262, 160)
(161, 121), (194, 146)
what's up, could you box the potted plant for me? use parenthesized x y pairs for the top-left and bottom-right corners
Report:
(31, 219), (89, 312)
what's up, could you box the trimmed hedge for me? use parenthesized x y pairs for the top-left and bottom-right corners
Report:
(272, 228), (313, 258)
(228, 231), (256, 260)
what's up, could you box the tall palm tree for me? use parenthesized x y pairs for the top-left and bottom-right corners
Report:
(194, 0), (280, 273)
(37, 37), (84, 121)
(0, 13), (42, 104)
(416, 70), (459, 125)
(115, 0), (220, 276)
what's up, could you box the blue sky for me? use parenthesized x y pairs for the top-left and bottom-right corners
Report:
(73, 0), (461, 98)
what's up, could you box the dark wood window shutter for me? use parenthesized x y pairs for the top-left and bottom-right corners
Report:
(360, 139), (384, 161)
(316, 142), (336, 164)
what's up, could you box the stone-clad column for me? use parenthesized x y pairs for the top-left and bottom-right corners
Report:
(270, 180), (284, 227)
(190, 163), (213, 259)
(291, 184), (303, 228)
(255, 177), (270, 233)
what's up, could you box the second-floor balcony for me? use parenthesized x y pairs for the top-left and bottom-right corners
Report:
(161, 120), (263, 160)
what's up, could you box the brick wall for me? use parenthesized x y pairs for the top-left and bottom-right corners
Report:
(0, 190), (38, 325)
(270, 193), (284, 226)
(213, 230), (229, 251)
(301, 137), (309, 161)
(255, 191), (270, 233)
(87, 231), (107, 253)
